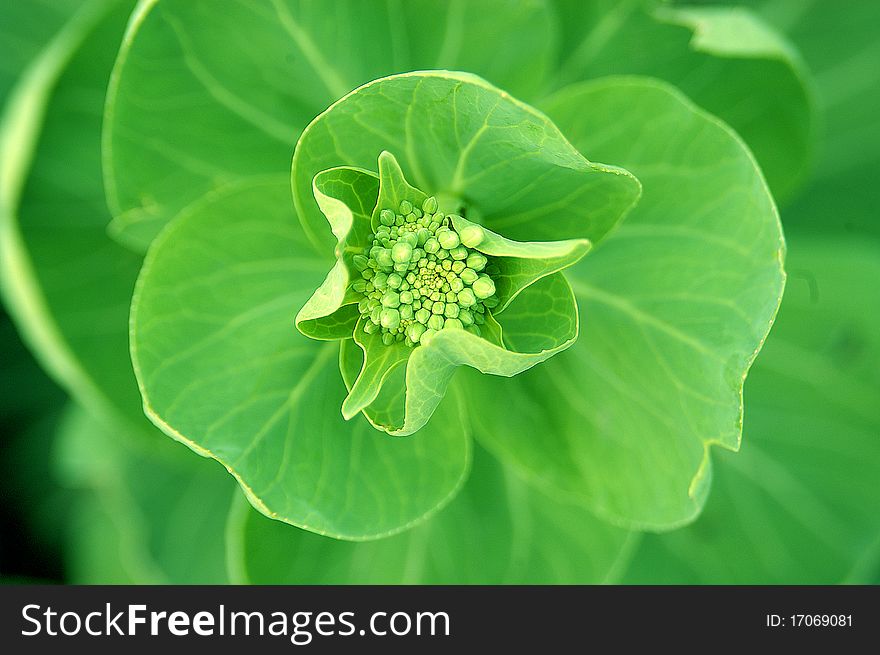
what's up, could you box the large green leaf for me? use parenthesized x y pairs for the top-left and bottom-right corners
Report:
(230, 445), (635, 584)
(55, 406), (233, 584)
(0, 0), (145, 428)
(465, 77), (784, 530)
(130, 179), (471, 539)
(550, 0), (815, 201)
(293, 71), (639, 255)
(103, 0), (557, 251)
(622, 237), (880, 583)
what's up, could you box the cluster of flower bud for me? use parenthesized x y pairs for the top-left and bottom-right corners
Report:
(351, 197), (499, 346)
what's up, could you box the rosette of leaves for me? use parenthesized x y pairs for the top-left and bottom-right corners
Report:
(296, 150), (592, 435)
(3, 0), (801, 551)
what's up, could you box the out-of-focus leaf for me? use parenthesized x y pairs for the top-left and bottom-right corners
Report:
(56, 406), (232, 584)
(746, 0), (880, 238)
(0, 0), (82, 100)
(0, 0), (144, 429)
(550, 0), (815, 201)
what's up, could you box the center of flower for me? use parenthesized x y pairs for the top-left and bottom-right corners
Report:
(351, 196), (499, 346)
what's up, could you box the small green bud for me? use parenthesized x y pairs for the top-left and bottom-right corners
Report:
(466, 252), (487, 271)
(437, 229), (460, 250)
(373, 272), (388, 289)
(400, 304), (413, 320)
(399, 200), (413, 214)
(399, 290), (413, 305)
(458, 288), (476, 307)
(424, 237), (440, 254)
(352, 255), (369, 271)
(362, 268), (374, 279)
(472, 275), (496, 299)
(380, 209), (395, 226)
(459, 309), (474, 326)
(386, 273), (402, 289)
(352, 279), (367, 293)
(370, 306), (381, 323)
(432, 301), (445, 315)
(441, 259), (452, 271)
(382, 332), (395, 346)
(450, 246), (468, 261)
(358, 298), (369, 313)
(436, 248), (450, 260)
(401, 231), (419, 247)
(416, 228), (431, 246)
(483, 295), (500, 308)
(444, 303), (460, 319)
(460, 268), (478, 285)
(380, 308), (400, 330)
(445, 291), (456, 302)
(460, 225), (484, 248)
(407, 322), (426, 343)
(422, 196), (438, 214)
(450, 278), (464, 293)
(415, 308), (431, 324)
(363, 321), (378, 334)
(381, 291), (401, 308)
(406, 212), (417, 224)
(393, 262), (409, 273)
(451, 260), (465, 274)
(423, 299), (433, 310)
(392, 241), (413, 263)
(444, 318), (463, 330)
(376, 249), (394, 268)
(427, 314), (444, 331)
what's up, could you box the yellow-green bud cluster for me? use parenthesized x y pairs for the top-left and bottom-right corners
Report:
(351, 197), (499, 346)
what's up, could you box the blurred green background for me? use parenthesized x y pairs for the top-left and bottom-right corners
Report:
(1, 0), (878, 584)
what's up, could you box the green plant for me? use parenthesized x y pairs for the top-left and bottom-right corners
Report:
(1, 0), (877, 584)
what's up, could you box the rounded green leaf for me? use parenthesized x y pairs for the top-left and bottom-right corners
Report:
(103, 0), (558, 251)
(292, 71), (640, 254)
(622, 238), (880, 583)
(230, 446), (636, 584)
(465, 77), (785, 530)
(130, 178), (471, 539)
